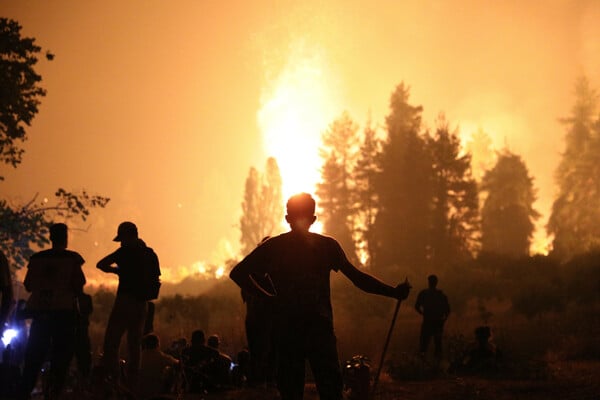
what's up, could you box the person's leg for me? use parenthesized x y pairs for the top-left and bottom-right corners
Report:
(246, 311), (272, 385)
(433, 321), (444, 359)
(48, 313), (77, 398)
(75, 322), (92, 378)
(18, 317), (51, 399)
(124, 297), (147, 390)
(102, 296), (128, 378)
(419, 321), (431, 355)
(274, 322), (306, 400)
(307, 320), (343, 400)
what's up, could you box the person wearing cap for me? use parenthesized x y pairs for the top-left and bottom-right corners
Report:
(97, 221), (160, 392)
(17, 223), (86, 400)
(230, 193), (411, 400)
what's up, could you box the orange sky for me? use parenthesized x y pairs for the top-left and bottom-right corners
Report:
(2, 0), (599, 285)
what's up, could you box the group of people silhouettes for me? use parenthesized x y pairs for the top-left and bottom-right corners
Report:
(0, 220), (162, 399)
(0, 192), (488, 400)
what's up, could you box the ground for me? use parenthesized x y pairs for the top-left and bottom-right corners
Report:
(191, 360), (600, 400)
(26, 360), (599, 399)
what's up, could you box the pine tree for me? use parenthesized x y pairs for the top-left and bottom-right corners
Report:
(351, 116), (381, 268)
(371, 83), (432, 274)
(426, 114), (479, 269)
(316, 112), (358, 262)
(548, 77), (600, 260)
(480, 151), (539, 257)
(239, 157), (284, 255)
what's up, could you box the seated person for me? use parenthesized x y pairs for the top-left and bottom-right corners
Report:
(231, 348), (251, 387)
(181, 329), (219, 393)
(206, 334), (233, 389)
(138, 334), (179, 400)
(462, 326), (500, 373)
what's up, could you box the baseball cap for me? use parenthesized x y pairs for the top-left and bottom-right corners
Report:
(113, 221), (138, 242)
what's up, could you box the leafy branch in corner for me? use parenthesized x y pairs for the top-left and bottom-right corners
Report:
(0, 189), (110, 268)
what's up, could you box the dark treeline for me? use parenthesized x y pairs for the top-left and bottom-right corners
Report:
(242, 77), (600, 284)
(233, 78), (600, 371)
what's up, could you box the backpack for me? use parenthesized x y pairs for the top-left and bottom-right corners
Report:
(139, 247), (161, 301)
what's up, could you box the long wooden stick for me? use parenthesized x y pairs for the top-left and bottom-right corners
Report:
(372, 298), (402, 395)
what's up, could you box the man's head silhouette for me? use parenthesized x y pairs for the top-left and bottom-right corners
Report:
(285, 193), (316, 232)
(49, 223), (68, 249)
(428, 274), (438, 288)
(113, 221), (138, 244)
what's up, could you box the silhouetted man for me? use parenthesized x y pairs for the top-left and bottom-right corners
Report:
(230, 193), (411, 400)
(97, 221), (161, 392)
(0, 250), (14, 335)
(18, 223), (86, 400)
(414, 274), (450, 359)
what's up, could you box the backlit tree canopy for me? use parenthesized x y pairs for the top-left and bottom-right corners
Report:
(548, 77), (600, 261)
(480, 151), (539, 257)
(0, 18), (109, 268)
(0, 18), (49, 178)
(239, 157), (283, 255)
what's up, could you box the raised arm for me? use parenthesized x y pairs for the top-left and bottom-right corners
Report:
(96, 251), (119, 274)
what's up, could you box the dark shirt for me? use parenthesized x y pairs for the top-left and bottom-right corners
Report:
(181, 344), (219, 367)
(110, 239), (160, 300)
(232, 231), (346, 321)
(415, 288), (450, 321)
(24, 249), (85, 312)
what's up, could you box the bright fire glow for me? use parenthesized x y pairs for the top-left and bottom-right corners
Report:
(258, 41), (341, 215)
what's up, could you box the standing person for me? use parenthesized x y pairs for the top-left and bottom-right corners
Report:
(414, 274), (450, 360)
(18, 223), (86, 400)
(97, 221), (161, 392)
(242, 236), (277, 387)
(0, 250), (14, 335)
(230, 193), (411, 400)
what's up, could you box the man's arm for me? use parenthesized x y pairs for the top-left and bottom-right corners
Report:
(230, 261), (275, 299)
(0, 253), (14, 329)
(96, 251), (119, 274)
(0, 284), (13, 330)
(414, 292), (424, 315)
(339, 260), (410, 300)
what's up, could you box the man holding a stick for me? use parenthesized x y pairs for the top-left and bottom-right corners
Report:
(230, 192), (410, 400)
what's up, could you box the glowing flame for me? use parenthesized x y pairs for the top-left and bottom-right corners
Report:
(258, 41), (340, 204)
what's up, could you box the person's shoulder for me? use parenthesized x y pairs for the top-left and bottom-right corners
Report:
(64, 249), (84, 260)
(160, 351), (179, 364)
(30, 249), (52, 259)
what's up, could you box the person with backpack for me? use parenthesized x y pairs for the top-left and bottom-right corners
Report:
(414, 274), (450, 360)
(97, 221), (161, 393)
